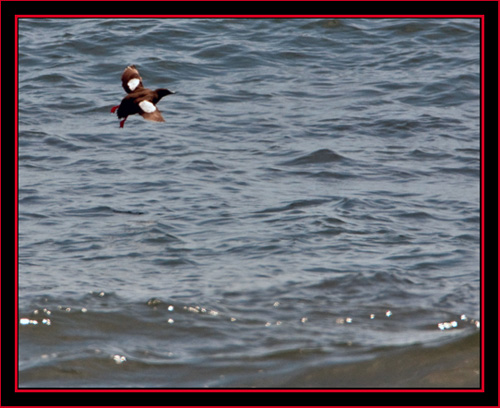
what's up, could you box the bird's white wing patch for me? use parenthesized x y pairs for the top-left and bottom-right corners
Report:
(127, 78), (141, 91)
(139, 100), (156, 113)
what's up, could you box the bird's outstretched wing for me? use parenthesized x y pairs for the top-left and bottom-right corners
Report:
(138, 100), (165, 122)
(121, 65), (144, 93)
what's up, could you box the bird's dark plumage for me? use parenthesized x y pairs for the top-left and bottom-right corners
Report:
(121, 65), (144, 94)
(111, 65), (175, 128)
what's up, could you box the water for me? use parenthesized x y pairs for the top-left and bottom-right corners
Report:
(17, 17), (481, 388)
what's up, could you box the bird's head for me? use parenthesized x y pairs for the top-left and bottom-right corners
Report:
(156, 88), (176, 99)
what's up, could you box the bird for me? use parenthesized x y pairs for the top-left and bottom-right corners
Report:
(111, 65), (175, 128)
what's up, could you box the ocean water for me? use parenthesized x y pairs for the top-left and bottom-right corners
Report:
(17, 17), (481, 388)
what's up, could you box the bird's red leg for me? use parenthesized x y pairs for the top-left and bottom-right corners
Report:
(119, 118), (127, 128)
(111, 105), (119, 113)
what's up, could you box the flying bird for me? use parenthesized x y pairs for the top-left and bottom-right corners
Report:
(111, 65), (175, 128)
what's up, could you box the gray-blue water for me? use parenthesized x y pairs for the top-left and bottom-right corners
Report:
(18, 18), (481, 388)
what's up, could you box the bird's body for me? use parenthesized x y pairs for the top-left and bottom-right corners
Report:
(111, 65), (175, 128)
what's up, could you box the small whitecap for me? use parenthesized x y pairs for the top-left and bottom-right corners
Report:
(300, 317), (308, 323)
(273, 301), (280, 307)
(20, 318), (31, 325)
(265, 322), (271, 327)
(167, 318), (174, 324)
(167, 305), (174, 312)
(437, 320), (460, 330)
(112, 355), (126, 364)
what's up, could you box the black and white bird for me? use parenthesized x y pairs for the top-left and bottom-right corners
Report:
(111, 65), (175, 128)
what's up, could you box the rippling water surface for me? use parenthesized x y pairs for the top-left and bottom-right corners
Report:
(18, 17), (481, 388)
